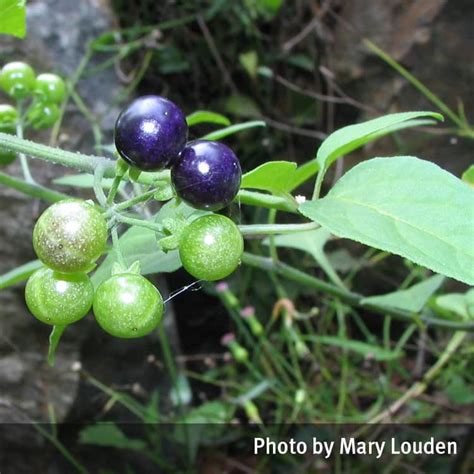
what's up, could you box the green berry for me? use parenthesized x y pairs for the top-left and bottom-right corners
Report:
(25, 268), (94, 325)
(179, 215), (244, 281)
(93, 274), (164, 338)
(27, 101), (60, 129)
(33, 199), (108, 273)
(0, 62), (36, 100)
(34, 73), (66, 104)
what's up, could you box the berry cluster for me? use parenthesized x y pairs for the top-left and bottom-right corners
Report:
(26, 200), (163, 338)
(0, 62), (65, 165)
(24, 95), (245, 340)
(114, 95), (244, 280)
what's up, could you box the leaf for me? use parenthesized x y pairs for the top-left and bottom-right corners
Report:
(361, 275), (444, 313)
(241, 161), (297, 194)
(54, 173), (124, 190)
(223, 94), (262, 118)
(91, 227), (181, 288)
(462, 165), (474, 187)
(0, 0), (26, 38)
(202, 120), (266, 140)
(170, 373), (192, 406)
(0, 260), (43, 290)
(315, 112), (443, 182)
(239, 51), (258, 79)
(444, 375), (474, 404)
(288, 159), (319, 191)
(79, 423), (146, 451)
(435, 289), (474, 320)
(304, 335), (403, 361)
(299, 156), (474, 285)
(186, 110), (231, 127)
(265, 228), (344, 287)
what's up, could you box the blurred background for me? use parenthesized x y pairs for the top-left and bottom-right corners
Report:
(0, 0), (473, 472)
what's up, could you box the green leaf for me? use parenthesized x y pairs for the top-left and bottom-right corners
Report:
(444, 375), (474, 404)
(170, 373), (192, 406)
(0, 260), (43, 290)
(361, 275), (444, 313)
(79, 423), (146, 451)
(0, 0), (26, 38)
(265, 228), (344, 287)
(202, 120), (266, 140)
(223, 94), (262, 118)
(314, 112), (443, 191)
(300, 156), (474, 285)
(304, 335), (403, 361)
(288, 159), (319, 191)
(435, 289), (474, 320)
(462, 165), (474, 187)
(186, 110), (231, 127)
(53, 173), (124, 190)
(92, 227), (181, 288)
(241, 161), (297, 194)
(239, 51), (258, 79)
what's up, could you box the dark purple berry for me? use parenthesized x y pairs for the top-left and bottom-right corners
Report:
(171, 140), (242, 211)
(114, 95), (188, 171)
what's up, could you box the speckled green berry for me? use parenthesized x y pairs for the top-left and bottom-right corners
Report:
(33, 199), (108, 273)
(93, 274), (164, 338)
(25, 268), (94, 325)
(179, 214), (244, 281)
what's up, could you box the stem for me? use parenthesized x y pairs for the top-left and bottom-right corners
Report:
(237, 189), (298, 213)
(93, 165), (107, 207)
(239, 221), (318, 236)
(364, 39), (467, 131)
(107, 189), (156, 214)
(16, 110), (35, 184)
(113, 214), (164, 233)
(48, 325), (67, 366)
(111, 226), (126, 268)
(241, 252), (474, 331)
(106, 173), (124, 206)
(0, 172), (69, 202)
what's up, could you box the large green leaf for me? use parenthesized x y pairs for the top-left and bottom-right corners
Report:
(300, 156), (474, 285)
(0, 0), (26, 38)
(316, 112), (443, 172)
(361, 275), (444, 313)
(241, 161), (297, 194)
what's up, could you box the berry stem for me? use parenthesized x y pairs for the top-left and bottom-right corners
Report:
(16, 105), (36, 184)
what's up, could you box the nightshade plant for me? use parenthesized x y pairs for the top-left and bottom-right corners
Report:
(0, 79), (473, 361)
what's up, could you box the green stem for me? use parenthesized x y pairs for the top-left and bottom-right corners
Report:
(111, 226), (126, 268)
(237, 189), (298, 213)
(0, 172), (69, 202)
(364, 39), (468, 131)
(241, 252), (474, 331)
(16, 108), (35, 184)
(112, 213), (163, 233)
(106, 173), (124, 206)
(107, 189), (156, 214)
(48, 325), (67, 366)
(239, 221), (318, 236)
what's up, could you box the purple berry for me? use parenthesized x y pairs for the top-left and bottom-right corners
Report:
(114, 95), (188, 171)
(171, 140), (242, 211)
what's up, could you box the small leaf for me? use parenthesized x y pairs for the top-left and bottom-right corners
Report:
(361, 275), (444, 313)
(186, 110), (231, 127)
(462, 165), (474, 187)
(265, 228), (344, 287)
(300, 156), (474, 285)
(170, 374), (192, 406)
(0, 260), (43, 290)
(0, 0), (26, 38)
(435, 289), (474, 320)
(239, 51), (258, 79)
(288, 159), (319, 191)
(241, 161), (297, 194)
(224, 94), (262, 118)
(304, 335), (402, 361)
(202, 120), (266, 141)
(53, 174), (124, 190)
(79, 423), (146, 451)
